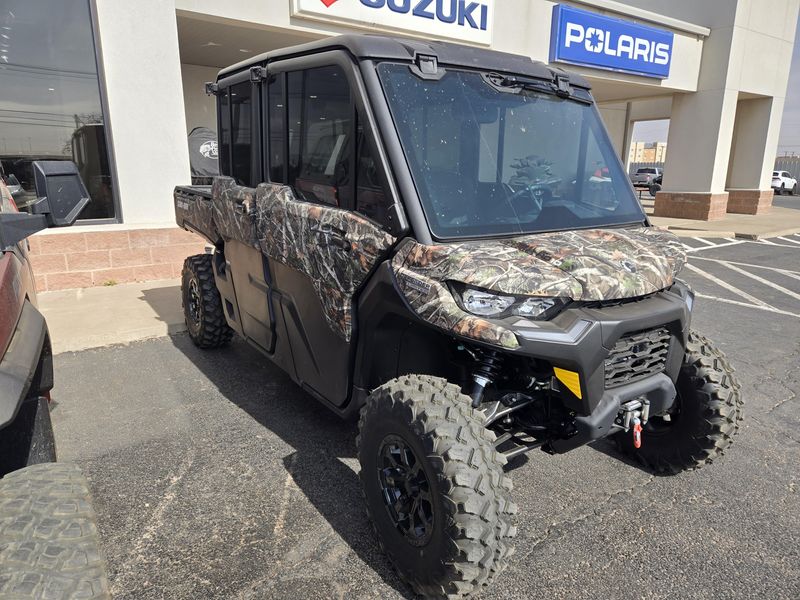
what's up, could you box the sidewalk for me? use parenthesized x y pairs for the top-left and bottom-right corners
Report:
(642, 197), (800, 238)
(39, 279), (185, 354)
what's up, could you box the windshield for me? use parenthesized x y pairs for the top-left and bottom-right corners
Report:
(378, 64), (645, 238)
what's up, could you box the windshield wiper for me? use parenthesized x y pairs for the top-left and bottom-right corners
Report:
(485, 73), (592, 104)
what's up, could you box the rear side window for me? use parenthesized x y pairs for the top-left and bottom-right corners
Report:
(287, 66), (353, 207)
(267, 74), (286, 184)
(230, 82), (253, 186)
(218, 90), (231, 176)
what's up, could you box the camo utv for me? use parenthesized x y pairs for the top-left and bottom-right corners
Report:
(174, 34), (742, 599)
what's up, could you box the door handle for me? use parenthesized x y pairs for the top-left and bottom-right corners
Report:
(311, 225), (351, 251)
(328, 233), (352, 251)
(311, 224), (347, 237)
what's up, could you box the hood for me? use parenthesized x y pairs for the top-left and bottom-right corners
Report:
(390, 226), (687, 349)
(394, 226), (686, 302)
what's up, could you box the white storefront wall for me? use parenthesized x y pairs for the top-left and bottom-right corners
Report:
(89, 0), (798, 230)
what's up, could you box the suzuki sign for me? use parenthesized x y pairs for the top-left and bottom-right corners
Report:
(291, 0), (493, 46)
(550, 5), (673, 79)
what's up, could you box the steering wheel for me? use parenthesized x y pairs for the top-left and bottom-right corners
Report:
(505, 182), (553, 214)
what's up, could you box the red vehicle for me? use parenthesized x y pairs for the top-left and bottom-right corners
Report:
(0, 162), (110, 598)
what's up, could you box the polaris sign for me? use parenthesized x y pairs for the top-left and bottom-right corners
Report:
(550, 5), (673, 79)
(291, 0), (494, 46)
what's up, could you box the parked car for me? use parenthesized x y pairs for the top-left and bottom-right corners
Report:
(0, 163), (110, 598)
(175, 35), (743, 598)
(772, 170), (797, 195)
(630, 166), (662, 187)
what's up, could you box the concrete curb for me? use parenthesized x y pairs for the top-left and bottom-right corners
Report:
(733, 227), (800, 240)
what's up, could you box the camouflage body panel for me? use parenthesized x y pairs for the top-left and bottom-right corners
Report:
(254, 183), (395, 340)
(392, 240), (520, 349)
(391, 227), (686, 349)
(212, 177), (259, 247)
(174, 187), (218, 244)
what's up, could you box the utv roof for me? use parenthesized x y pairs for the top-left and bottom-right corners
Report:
(217, 33), (590, 90)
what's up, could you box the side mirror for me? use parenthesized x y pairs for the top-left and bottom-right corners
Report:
(29, 161), (91, 227)
(0, 160), (90, 249)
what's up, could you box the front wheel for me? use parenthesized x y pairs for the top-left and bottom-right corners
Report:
(791, 184), (797, 196)
(617, 332), (743, 474)
(357, 376), (517, 598)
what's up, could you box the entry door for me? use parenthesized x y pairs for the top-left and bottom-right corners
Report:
(255, 61), (395, 406)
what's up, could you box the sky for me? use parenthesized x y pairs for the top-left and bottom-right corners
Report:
(631, 13), (800, 157)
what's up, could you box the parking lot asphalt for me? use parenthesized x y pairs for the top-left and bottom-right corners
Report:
(51, 235), (800, 600)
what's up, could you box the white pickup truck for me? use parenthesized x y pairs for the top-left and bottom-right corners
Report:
(630, 166), (662, 187)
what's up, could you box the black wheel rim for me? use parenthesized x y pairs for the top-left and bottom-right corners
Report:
(377, 435), (434, 546)
(187, 277), (202, 326)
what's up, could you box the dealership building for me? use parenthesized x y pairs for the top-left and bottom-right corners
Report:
(1, 0), (798, 290)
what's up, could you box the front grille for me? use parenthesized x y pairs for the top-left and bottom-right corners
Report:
(605, 327), (671, 388)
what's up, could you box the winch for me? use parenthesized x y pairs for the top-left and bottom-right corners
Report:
(614, 398), (651, 449)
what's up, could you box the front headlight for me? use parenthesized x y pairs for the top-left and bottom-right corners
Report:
(454, 284), (568, 321)
(461, 287), (516, 316)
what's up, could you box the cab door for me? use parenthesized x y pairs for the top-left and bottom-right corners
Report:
(255, 56), (400, 407)
(214, 71), (277, 354)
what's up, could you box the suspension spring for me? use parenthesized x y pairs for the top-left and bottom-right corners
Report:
(470, 350), (503, 408)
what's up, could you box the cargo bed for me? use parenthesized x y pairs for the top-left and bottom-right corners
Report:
(174, 184), (217, 244)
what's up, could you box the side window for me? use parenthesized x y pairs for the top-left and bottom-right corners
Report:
(218, 90), (231, 176)
(267, 74), (286, 184)
(230, 81), (253, 186)
(286, 66), (353, 207)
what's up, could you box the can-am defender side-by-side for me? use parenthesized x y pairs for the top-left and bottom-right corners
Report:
(174, 35), (742, 599)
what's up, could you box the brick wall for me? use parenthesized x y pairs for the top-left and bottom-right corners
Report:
(726, 189), (773, 215)
(29, 228), (207, 292)
(653, 192), (729, 221)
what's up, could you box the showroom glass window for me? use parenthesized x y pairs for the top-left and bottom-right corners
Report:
(0, 0), (116, 220)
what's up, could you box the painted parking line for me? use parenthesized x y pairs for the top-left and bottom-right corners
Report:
(684, 263), (773, 308)
(691, 256), (800, 281)
(695, 293), (800, 320)
(684, 239), (745, 253)
(693, 237), (718, 247)
(752, 239), (800, 249)
(777, 236), (800, 246)
(717, 262), (800, 302)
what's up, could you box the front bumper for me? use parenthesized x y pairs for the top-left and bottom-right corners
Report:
(497, 284), (692, 452)
(0, 300), (52, 430)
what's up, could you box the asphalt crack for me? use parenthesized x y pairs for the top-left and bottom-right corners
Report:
(518, 475), (655, 561)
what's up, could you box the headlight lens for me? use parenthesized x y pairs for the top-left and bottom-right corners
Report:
(462, 287), (516, 316)
(515, 297), (563, 319)
(455, 284), (568, 320)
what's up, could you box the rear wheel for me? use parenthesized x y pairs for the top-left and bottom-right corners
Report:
(357, 375), (517, 599)
(779, 183), (786, 195)
(617, 332), (742, 474)
(181, 253), (233, 349)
